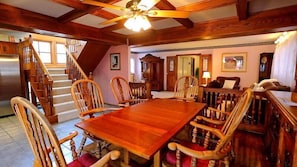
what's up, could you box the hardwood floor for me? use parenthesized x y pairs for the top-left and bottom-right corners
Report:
(232, 130), (272, 167)
(128, 130), (273, 167)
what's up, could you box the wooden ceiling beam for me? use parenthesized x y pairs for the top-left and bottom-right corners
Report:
(236, 0), (249, 20)
(177, 0), (236, 12)
(156, 0), (193, 28)
(54, 0), (121, 23)
(0, 3), (127, 45)
(58, 9), (89, 23)
(128, 5), (297, 46)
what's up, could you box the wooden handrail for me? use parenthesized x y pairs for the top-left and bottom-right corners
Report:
(199, 87), (268, 134)
(129, 82), (152, 99)
(30, 44), (53, 81)
(18, 36), (55, 122)
(65, 46), (88, 80)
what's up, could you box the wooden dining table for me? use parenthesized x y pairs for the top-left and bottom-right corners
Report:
(75, 98), (206, 167)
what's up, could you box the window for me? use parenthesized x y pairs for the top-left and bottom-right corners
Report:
(56, 43), (66, 64)
(33, 41), (51, 63)
(130, 58), (135, 74)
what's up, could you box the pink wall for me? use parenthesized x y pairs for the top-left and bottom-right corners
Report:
(93, 45), (129, 105)
(212, 45), (275, 88)
(132, 44), (275, 90)
(92, 44), (275, 105)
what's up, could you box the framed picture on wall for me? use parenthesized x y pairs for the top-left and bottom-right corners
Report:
(222, 52), (247, 72)
(110, 53), (120, 70)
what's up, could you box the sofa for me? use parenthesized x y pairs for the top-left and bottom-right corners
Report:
(207, 76), (241, 89)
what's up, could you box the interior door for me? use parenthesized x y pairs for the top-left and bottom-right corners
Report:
(166, 56), (177, 91)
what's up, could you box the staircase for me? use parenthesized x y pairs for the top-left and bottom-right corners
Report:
(47, 67), (78, 122)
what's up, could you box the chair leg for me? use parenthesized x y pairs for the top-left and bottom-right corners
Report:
(223, 156), (230, 167)
(95, 141), (102, 158)
(78, 134), (88, 156)
(209, 160), (216, 167)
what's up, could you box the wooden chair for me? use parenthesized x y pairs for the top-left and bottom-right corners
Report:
(110, 76), (147, 107)
(162, 88), (252, 167)
(10, 96), (120, 167)
(71, 79), (119, 157)
(172, 75), (199, 101)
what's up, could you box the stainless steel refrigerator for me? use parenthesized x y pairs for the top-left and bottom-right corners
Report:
(0, 54), (22, 117)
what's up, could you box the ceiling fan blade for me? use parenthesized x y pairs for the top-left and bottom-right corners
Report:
(148, 10), (190, 18)
(82, 0), (125, 11)
(100, 16), (127, 25)
(137, 0), (160, 10)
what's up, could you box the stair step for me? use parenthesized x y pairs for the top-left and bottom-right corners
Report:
(47, 68), (66, 74)
(54, 101), (76, 113)
(52, 86), (71, 95)
(38, 67), (78, 123)
(53, 80), (72, 87)
(57, 109), (78, 122)
(53, 93), (73, 104)
(51, 74), (68, 81)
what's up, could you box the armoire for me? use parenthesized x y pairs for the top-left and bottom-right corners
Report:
(140, 54), (164, 91)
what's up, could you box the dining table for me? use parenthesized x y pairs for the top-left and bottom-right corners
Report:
(75, 98), (206, 167)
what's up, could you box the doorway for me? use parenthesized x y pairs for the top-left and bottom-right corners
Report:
(166, 54), (200, 91)
(166, 54), (212, 90)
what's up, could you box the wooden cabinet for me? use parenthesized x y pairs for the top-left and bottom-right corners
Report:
(140, 54), (164, 91)
(265, 91), (297, 167)
(259, 52), (273, 82)
(0, 41), (17, 55)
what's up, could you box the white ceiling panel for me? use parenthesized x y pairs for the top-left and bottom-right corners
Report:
(72, 14), (114, 29)
(168, 0), (204, 8)
(190, 5), (236, 22)
(0, 0), (73, 17)
(113, 28), (138, 35)
(151, 19), (181, 30)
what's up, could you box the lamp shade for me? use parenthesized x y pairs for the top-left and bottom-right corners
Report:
(202, 72), (211, 79)
(124, 15), (151, 32)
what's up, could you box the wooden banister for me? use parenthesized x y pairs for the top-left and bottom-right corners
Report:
(65, 47), (88, 81)
(18, 36), (55, 123)
(18, 38), (89, 123)
(129, 82), (152, 99)
(31, 45), (53, 81)
(199, 87), (268, 134)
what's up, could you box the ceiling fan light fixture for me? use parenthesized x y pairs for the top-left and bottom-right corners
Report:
(124, 15), (151, 32)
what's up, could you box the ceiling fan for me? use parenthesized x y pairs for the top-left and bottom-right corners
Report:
(81, 0), (190, 31)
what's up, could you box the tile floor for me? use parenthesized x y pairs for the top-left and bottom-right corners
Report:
(0, 115), (88, 167)
(0, 91), (173, 167)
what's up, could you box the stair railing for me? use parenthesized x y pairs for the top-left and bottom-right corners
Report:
(19, 36), (55, 122)
(65, 47), (88, 81)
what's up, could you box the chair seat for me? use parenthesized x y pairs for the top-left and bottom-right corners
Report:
(165, 141), (209, 167)
(68, 153), (99, 167)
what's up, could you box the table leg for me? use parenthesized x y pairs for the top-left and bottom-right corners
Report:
(153, 151), (160, 167)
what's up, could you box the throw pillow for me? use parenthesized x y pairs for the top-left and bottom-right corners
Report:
(222, 80), (236, 89)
